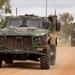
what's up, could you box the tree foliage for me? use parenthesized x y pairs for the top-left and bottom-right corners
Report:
(0, 0), (11, 27)
(58, 12), (74, 40)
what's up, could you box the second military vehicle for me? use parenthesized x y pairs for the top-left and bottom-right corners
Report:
(71, 23), (75, 46)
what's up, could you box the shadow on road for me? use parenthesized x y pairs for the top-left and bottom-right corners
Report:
(2, 61), (40, 70)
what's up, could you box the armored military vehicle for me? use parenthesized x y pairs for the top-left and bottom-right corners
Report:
(71, 23), (75, 46)
(0, 14), (60, 69)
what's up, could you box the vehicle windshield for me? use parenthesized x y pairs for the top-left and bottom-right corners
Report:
(26, 19), (42, 28)
(6, 19), (23, 27)
(5, 18), (43, 28)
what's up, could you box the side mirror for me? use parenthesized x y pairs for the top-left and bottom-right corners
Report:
(56, 22), (60, 31)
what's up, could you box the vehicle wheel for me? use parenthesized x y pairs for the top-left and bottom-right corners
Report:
(40, 46), (51, 69)
(50, 45), (56, 65)
(5, 60), (13, 64)
(0, 59), (2, 68)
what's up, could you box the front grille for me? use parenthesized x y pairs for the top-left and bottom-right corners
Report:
(6, 36), (32, 49)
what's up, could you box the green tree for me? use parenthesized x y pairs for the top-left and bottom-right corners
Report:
(58, 12), (74, 41)
(0, 0), (12, 27)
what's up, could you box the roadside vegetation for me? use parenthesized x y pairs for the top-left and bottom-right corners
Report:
(58, 12), (75, 45)
(0, 0), (11, 27)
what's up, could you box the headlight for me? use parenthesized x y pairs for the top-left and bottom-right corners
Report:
(34, 36), (46, 45)
(34, 37), (41, 43)
(0, 36), (5, 44)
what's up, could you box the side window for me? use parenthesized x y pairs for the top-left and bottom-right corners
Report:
(43, 22), (50, 29)
(6, 19), (10, 27)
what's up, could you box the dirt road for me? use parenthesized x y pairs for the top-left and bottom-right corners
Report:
(0, 47), (75, 75)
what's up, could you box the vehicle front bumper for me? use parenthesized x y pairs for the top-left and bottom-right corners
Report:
(0, 50), (47, 56)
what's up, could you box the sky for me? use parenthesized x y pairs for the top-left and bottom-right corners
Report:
(10, 0), (75, 21)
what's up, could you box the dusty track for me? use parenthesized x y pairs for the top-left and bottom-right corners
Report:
(0, 47), (75, 75)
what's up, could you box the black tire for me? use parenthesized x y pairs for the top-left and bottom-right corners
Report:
(56, 38), (57, 46)
(50, 45), (56, 65)
(5, 60), (13, 64)
(40, 46), (51, 69)
(0, 59), (2, 68)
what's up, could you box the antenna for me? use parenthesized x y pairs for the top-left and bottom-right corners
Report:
(45, 0), (48, 48)
(55, 0), (56, 15)
(16, 8), (18, 16)
(46, 0), (48, 17)
(55, 10), (56, 15)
